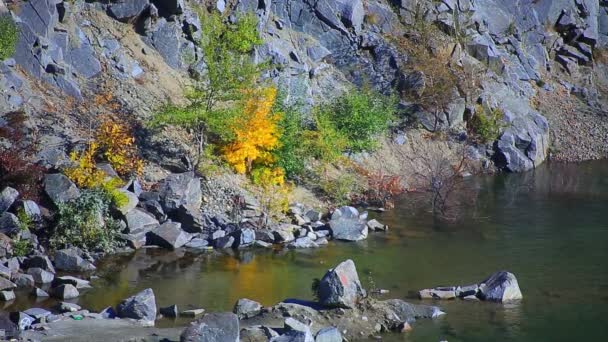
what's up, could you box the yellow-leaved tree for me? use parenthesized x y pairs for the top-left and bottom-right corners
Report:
(223, 86), (282, 177)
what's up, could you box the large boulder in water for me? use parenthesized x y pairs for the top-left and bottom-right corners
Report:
(478, 271), (523, 303)
(54, 248), (96, 272)
(117, 288), (157, 324)
(329, 206), (368, 241)
(180, 312), (239, 342)
(317, 259), (366, 308)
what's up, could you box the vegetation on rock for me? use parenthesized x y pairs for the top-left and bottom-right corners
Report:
(0, 15), (18, 61)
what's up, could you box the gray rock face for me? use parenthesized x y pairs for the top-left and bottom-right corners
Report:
(0, 187), (19, 213)
(117, 288), (157, 323)
(144, 18), (184, 69)
(233, 298), (262, 319)
(147, 221), (192, 249)
(54, 248), (96, 272)
(318, 259), (366, 308)
(478, 271), (523, 303)
(329, 207), (368, 241)
(108, 0), (150, 22)
(180, 312), (240, 342)
(44, 174), (80, 205)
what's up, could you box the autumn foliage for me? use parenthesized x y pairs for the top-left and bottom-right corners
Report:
(96, 118), (144, 177)
(223, 86), (283, 185)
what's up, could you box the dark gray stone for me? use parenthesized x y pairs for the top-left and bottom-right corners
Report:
(160, 304), (178, 318)
(52, 275), (92, 289)
(51, 284), (79, 300)
(23, 308), (50, 320)
(158, 172), (202, 213)
(255, 230), (275, 243)
(12, 273), (34, 288)
(233, 228), (255, 248)
(214, 236), (235, 249)
(44, 174), (80, 206)
(185, 238), (209, 249)
(144, 19), (183, 69)
(329, 207), (368, 241)
(24, 255), (55, 274)
(478, 271), (523, 303)
(108, 0), (150, 22)
(33, 287), (49, 297)
(22, 200), (41, 221)
(100, 306), (117, 319)
(287, 237), (319, 249)
(117, 288), (157, 323)
(54, 302), (81, 313)
(54, 248), (96, 272)
(176, 205), (204, 233)
(318, 259), (366, 308)
(147, 221), (192, 250)
(125, 208), (160, 235)
(27, 268), (54, 284)
(180, 312), (239, 342)
(0, 213), (19, 235)
(9, 312), (34, 331)
(0, 290), (15, 301)
(233, 298), (262, 319)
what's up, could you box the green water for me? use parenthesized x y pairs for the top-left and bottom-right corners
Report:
(7, 161), (608, 341)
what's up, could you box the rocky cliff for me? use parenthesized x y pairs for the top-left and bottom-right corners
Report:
(1, 0), (607, 176)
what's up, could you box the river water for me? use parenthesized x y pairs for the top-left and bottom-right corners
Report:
(7, 161), (608, 341)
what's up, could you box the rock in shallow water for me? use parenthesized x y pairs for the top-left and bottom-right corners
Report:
(54, 248), (96, 272)
(318, 259), (366, 309)
(478, 271), (523, 303)
(329, 206), (368, 241)
(116, 288), (157, 324)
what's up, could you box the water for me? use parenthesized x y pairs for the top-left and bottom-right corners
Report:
(7, 161), (608, 341)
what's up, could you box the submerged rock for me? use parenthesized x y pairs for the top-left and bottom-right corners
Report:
(317, 259), (366, 308)
(180, 312), (239, 342)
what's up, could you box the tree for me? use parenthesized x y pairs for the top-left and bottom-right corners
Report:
(223, 86), (282, 175)
(151, 11), (263, 169)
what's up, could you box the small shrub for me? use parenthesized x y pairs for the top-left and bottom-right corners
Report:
(16, 207), (32, 232)
(302, 109), (348, 163)
(12, 239), (32, 257)
(274, 100), (307, 179)
(51, 189), (123, 253)
(320, 172), (361, 206)
(96, 118), (144, 177)
(323, 89), (397, 153)
(469, 105), (505, 143)
(0, 15), (18, 61)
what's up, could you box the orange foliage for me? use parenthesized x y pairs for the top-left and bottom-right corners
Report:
(223, 87), (281, 175)
(96, 118), (144, 176)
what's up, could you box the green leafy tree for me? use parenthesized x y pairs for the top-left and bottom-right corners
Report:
(151, 11), (263, 168)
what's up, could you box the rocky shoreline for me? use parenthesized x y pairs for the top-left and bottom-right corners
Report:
(6, 259), (448, 341)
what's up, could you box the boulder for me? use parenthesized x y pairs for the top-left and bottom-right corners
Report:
(180, 312), (239, 342)
(160, 304), (179, 318)
(107, 0), (150, 22)
(329, 207), (368, 241)
(12, 273), (34, 288)
(214, 236), (235, 249)
(44, 174), (80, 205)
(125, 208), (160, 234)
(53, 248), (96, 272)
(366, 219), (388, 232)
(478, 271), (523, 303)
(176, 205), (204, 233)
(54, 302), (81, 313)
(51, 284), (79, 300)
(100, 306), (117, 319)
(315, 327), (342, 342)
(147, 221), (192, 250)
(23, 308), (50, 321)
(271, 317), (314, 342)
(0, 212), (20, 235)
(22, 200), (41, 221)
(255, 230), (276, 243)
(185, 238), (209, 249)
(116, 190), (139, 215)
(33, 287), (49, 297)
(158, 172), (202, 214)
(0, 290), (15, 301)
(287, 237), (319, 249)
(52, 275), (92, 289)
(240, 326), (279, 341)
(27, 268), (54, 284)
(117, 288), (157, 324)
(233, 298), (262, 319)
(233, 228), (255, 248)
(317, 259), (366, 308)
(0, 187), (19, 213)
(0, 264), (11, 279)
(0, 233), (12, 257)
(9, 311), (34, 331)
(24, 255), (55, 274)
